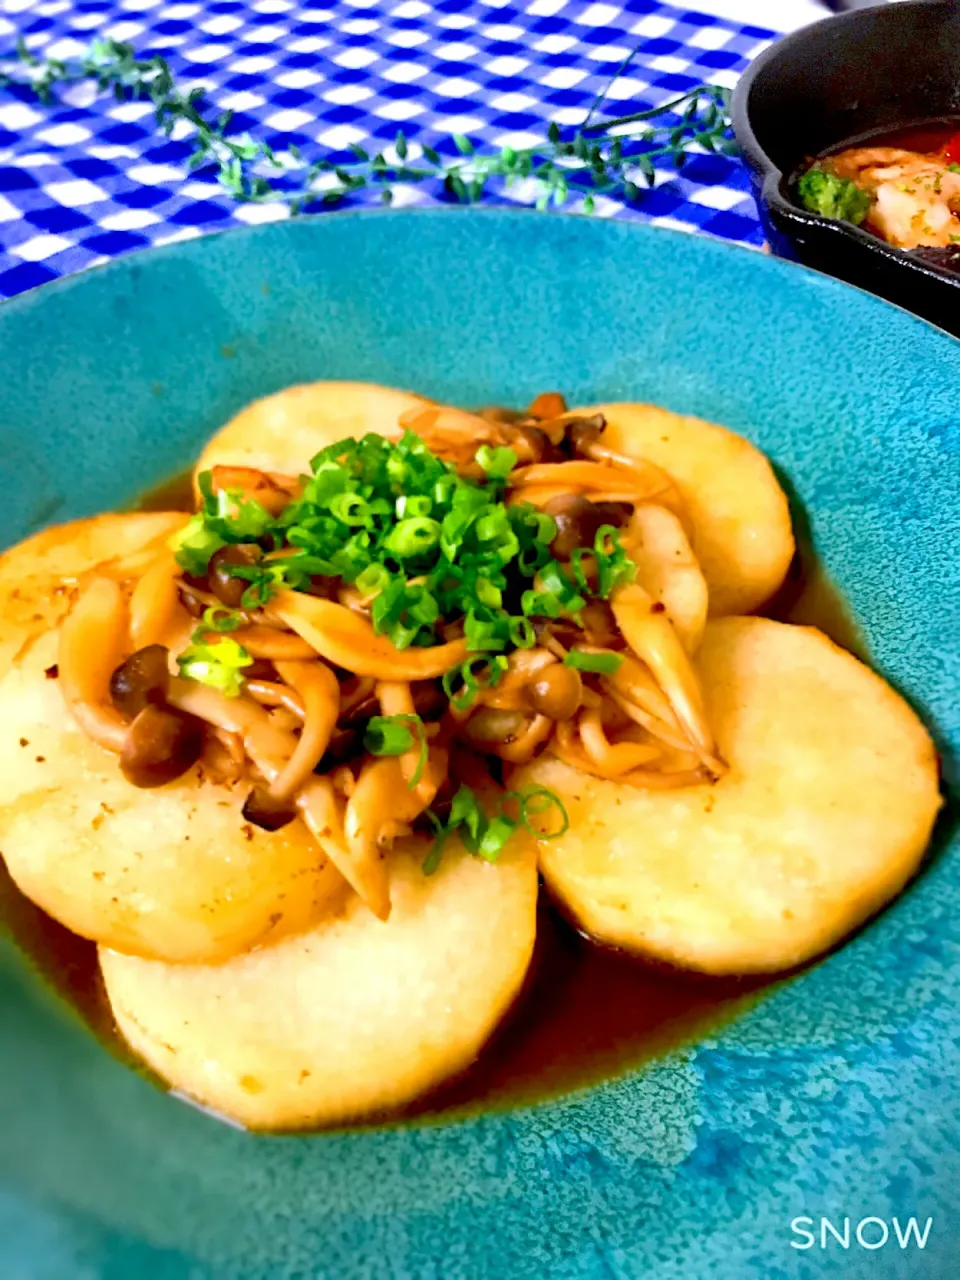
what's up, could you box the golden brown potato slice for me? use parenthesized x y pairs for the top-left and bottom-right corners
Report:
(193, 381), (429, 486)
(0, 512), (186, 678)
(100, 835), (538, 1129)
(575, 404), (794, 616)
(515, 617), (940, 975)
(627, 504), (708, 653)
(0, 630), (345, 963)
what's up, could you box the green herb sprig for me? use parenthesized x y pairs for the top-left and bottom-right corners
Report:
(0, 36), (735, 214)
(176, 635), (252, 697)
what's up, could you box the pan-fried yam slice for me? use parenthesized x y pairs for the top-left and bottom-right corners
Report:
(193, 381), (429, 488)
(514, 617), (940, 975)
(0, 512), (186, 678)
(0, 631), (345, 964)
(575, 403), (794, 616)
(100, 836), (538, 1129)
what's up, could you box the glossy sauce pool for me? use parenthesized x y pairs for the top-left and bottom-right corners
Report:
(0, 478), (866, 1128)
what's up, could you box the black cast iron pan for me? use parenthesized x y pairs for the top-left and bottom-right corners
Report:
(732, 0), (960, 336)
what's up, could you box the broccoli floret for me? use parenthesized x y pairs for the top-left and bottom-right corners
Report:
(796, 167), (871, 226)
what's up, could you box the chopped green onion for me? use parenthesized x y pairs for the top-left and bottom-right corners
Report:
(363, 718), (414, 756)
(540, 560), (586, 609)
(449, 784), (485, 840)
(474, 578), (503, 609)
(504, 787), (570, 840)
(522, 559), (586, 619)
(517, 544), (549, 575)
(228, 561), (288, 610)
(354, 562), (391, 595)
(177, 637), (252, 697)
(197, 473), (275, 541)
(363, 714), (429, 788)
(423, 784), (568, 874)
(169, 514), (225, 577)
(508, 616), (536, 648)
(371, 579), (441, 650)
(329, 492), (374, 527)
(476, 815), (516, 862)
(397, 494), (432, 519)
(442, 655), (508, 710)
(569, 546), (594, 594)
(201, 605), (242, 633)
(564, 649), (624, 674)
(593, 525), (634, 597)
(167, 416), (620, 876)
(512, 504), (556, 576)
(476, 444), (518, 480)
(174, 424), (631, 702)
(424, 784), (484, 873)
(463, 606), (510, 653)
(521, 588), (562, 618)
(383, 517), (442, 558)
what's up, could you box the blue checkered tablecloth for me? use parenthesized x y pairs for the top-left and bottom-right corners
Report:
(0, 0), (791, 301)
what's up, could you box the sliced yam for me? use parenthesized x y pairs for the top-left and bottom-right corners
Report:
(100, 835), (539, 1129)
(193, 381), (430, 489)
(627, 504), (708, 653)
(575, 403), (794, 616)
(0, 512), (186, 678)
(0, 631), (345, 964)
(514, 617), (941, 975)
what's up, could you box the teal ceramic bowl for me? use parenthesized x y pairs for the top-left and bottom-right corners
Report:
(1, 211), (958, 1279)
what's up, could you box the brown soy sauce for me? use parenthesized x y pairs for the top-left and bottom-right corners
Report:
(133, 469), (195, 513)
(768, 542), (866, 661)
(0, 482), (866, 1127)
(0, 850), (776, 1126)
(403, 905), (770, 1123)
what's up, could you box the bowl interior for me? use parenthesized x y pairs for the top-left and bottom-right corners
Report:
(1, 211), (959, 1277)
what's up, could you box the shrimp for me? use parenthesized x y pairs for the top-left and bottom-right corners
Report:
(825, 147), (960, 249)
